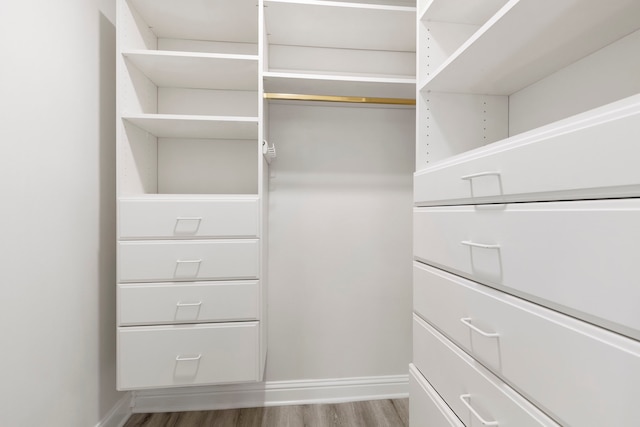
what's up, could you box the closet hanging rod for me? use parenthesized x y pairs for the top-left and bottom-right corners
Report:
(264, 93), (416, 106)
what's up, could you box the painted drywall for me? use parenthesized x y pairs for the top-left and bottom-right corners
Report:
(266, 103), (414, 381)
(0, 1), (120, 426)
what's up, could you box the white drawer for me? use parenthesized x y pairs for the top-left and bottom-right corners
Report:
(117, 322), (259, 390)
(118, 240), (259, 282)
(409, 364), (464, 427)
(414, 97), (640, 206)
(413, 315), (559, 427)
(119, 196), (259, 239)
(413, 199), (640, 338)
(414, 262), (640, 427)
(118, 280), (260, 326)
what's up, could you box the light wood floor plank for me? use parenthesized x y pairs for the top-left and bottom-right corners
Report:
(124, 398), (409, 427)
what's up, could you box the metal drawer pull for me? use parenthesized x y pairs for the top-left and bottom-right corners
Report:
(461, 241), (500, 250)
(460, 318), (499, 338)
(176, 301), (202, 307)
(176, 259), (202, 264)
(176, 217), (203, 221)
(175, 354), (202, 362)
(461, 171), (501, 180)
(460, 394), (499, 426)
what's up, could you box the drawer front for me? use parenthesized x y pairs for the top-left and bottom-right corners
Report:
(409, 364), (464, 427)
(118, 322), (259, 390)
(118, 240), (259, 282)
(413, 199), (640, 338)
(413, 315), (559, 427)
(414, 262), (640, 427)
(414, 102), (640, 206)
(118, 280), (260, 326)
(119, 197), (259, 239)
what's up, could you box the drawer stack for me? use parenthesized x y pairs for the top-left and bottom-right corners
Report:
(412, 1), (640, 425)
(117, 196), (262, 390)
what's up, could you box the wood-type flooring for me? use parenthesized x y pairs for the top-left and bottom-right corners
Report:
(124, 398), (409, 427)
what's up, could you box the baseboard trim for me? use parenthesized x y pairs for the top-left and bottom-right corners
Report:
(95, 392), (133, 427)
(132, 374), (409, 414)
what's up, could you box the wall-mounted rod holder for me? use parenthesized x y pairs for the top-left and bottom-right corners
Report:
(263, 140), (276, 164)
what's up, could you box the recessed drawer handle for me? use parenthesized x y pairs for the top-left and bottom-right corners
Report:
(176, 259), (202, 264)
(176, 217), (203, 221)
(461, 171), (501, 180)
(176, 354), (202, 362)
(460, 318), (499, 338)
(460, 394), (499, 426)
(176, 301), (203, 307)
(461, 241), (500, 250)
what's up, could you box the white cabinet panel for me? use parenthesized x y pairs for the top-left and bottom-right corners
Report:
(118, 322), (259, 390)
(413, 315), (559, 427)
(118, 240), (259, 282)
(414, 262), (640, 427)
(414, 96), (640, 206)
(119, 196), (259, 239)
(118, 280), (259, 326)
(409, 364), (464, 427)
(413, 199), (640, 338)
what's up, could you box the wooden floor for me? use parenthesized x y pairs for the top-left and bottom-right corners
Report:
(124, 398), (409, 427)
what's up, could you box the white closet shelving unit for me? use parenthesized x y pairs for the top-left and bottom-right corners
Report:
(263, 0), (417, 99)
(411, 0), (640, 426)
(116, 0), (268, 390)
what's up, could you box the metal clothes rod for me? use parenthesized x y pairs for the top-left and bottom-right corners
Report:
(264, 93), (416, 106)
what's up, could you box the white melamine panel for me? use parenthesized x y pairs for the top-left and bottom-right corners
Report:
(414, 94), (640, 205)
(118, 322), (260, 390)
(508, 29), (640, 135)
(409, 365), (464, 427)
(416, 92), (508, 166)
(118, 281), (260, 325)
(264, 0), (416, 52)
(118, 240), (259, 282)
(269, 45), (415, 78)
(158, 88), (258, 117)
(413, 315), (559, 426)
(157, 39), (258, 55)
(127, 0), (258, 44)
(422, 0), (508, 24)
(119, 196), (259, 239)
(157, 139), (259, 195)
(414, 262), (640, 427)
(424, 0), (640, 94)
(123, 51), (258, 90)
(413, 199), (640, 339)
(264, 72), (416, 99)
(123, 114), (259, 139)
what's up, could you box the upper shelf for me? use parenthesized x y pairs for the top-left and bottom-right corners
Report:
(421, 0), (640, 95)
(420, 0), (508, 24)
(264, 71), (416, 99)
(123, 114), (259, 139)
(128, 0), (258, 44)
(123, 50), (259, 90)
(264, 0), (416, 52)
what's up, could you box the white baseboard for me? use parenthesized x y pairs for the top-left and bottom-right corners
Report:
(95, 393), (133, 427)
(132, 374), (409, 414)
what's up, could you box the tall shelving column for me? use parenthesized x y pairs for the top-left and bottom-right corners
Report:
(412, 0), (640, 426)
(116, 0), (267, 390)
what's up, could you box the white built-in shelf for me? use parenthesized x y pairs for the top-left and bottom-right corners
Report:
(264, 0), (416, 51)
(421, 0), (508, 24)
(123, 114), (259, 139)
(129, 0), (258, 43)
(123, 51), (259, 90)
(264, 71), (416, 99)
(421, 0), (640, 94)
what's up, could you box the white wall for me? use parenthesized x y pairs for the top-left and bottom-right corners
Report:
(0, 1), (120, 426)
(266, 103), (414, 381)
